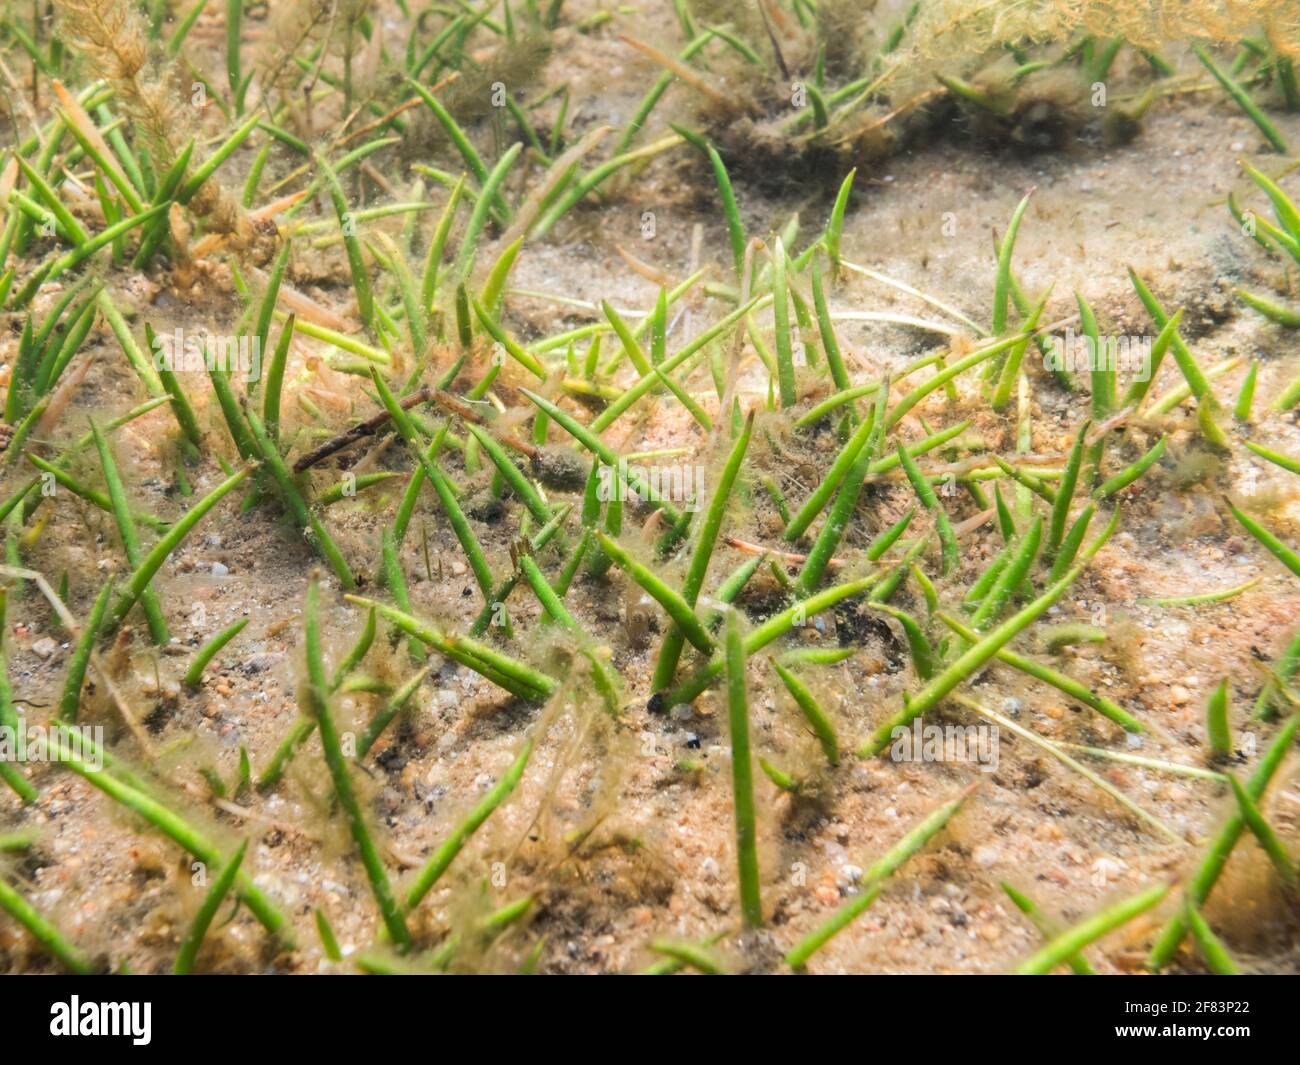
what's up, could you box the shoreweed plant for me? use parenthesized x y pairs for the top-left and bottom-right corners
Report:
(0, 0), (1298, 981)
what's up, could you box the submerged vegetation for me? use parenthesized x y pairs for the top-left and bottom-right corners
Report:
(0, 0), (1297, 976)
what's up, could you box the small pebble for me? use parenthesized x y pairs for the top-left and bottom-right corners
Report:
(242, 652), (281, 675)
(30, 637), (58, 659)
